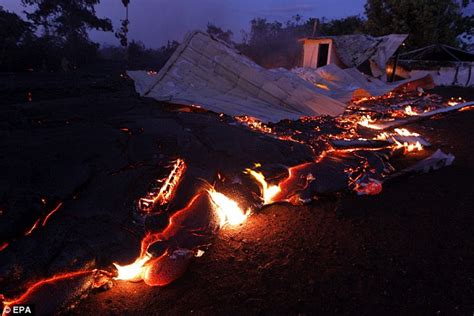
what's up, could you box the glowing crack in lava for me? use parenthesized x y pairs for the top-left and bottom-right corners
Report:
(1, 270), (96, 315)
(208, 189), (250, 228)
(245, 169), (281, 205)
(138, 158), (187, 212)
(114, 185), (248, 286)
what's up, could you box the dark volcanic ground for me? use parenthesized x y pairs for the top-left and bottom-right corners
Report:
(1, 73), (473, 315)
(77, 108), (474, 315)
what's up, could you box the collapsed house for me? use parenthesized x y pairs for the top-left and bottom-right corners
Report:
(128, 31), (346, 123)
(128, 31), (433, 123)
(395, 44), (474, 87)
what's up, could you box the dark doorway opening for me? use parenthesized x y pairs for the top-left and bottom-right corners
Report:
(317, 43), (329, 67)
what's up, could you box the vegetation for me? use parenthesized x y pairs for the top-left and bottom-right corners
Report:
(364, 0), (474, 49)
(0, 0), (472, 72)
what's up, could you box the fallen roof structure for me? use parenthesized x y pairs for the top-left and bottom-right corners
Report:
(128, 31), (346, 123)
(293, 64), (434, 103)
(396, 44), (474, 87)
(128, 31), (433, 123)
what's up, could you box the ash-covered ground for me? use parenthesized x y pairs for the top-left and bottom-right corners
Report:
(1, 72), (473, 315)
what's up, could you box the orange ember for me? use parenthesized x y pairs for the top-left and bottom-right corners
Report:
(138, 159), (186, 212)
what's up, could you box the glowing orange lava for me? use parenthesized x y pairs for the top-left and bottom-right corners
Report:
(113, 253), (152, 281)
(41, 202), (63, 226)
(2, 270), (93, 307)
(245, 169), (281, 204)
(138, 159), (186, 212)
(208, 189), (249, 228)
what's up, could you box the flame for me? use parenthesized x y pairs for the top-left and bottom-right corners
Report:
(394, 128), (420, 137)
(245, 169), (281, 204)
(358, 115), (381, 130)
(113, 253), (152, 281)
(394, 140), (423, 152)
(235, 116), (273, 134)
(208, 189), (249, 228)
(138, 159), (186, 212)
(404, 105), (418, 116)
(448, 97), (465, 106)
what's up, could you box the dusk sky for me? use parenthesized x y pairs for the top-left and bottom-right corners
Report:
(2, 0), (366, 48)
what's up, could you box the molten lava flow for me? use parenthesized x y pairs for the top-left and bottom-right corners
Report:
(113, 253), (152, 281)
(2, 270), (93, 307)
(245, 169), (281, 205)
(208, 189), (249, 228)
(41, 202), (63, 226)
(24, 218), (41, 236)
(138, 159), (186, 212)
(114, 192), (216, 285)
(265, 162), (316, 203)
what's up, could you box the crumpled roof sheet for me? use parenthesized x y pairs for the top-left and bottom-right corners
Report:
(293, 64), (434, 103)
(331, 34), (408, 71)
(128, 31), (346, 123)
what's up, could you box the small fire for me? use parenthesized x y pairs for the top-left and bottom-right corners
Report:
(448, 97), (465, 106)
(245, 169), (281, 205)
(113, 253), (152, 281)
(394, 128), (420, 137)
(138, 159), (186, 212)
(404, 105), (418, 116)
(394, 140), (423, 152)
(358, 115), (381, 130)
(208, 189), (249, 228)
(235, 116), (273, 134)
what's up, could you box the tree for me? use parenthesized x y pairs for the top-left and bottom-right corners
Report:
(116, 0), (130, 48)
(318, 15), (366, 36)
(364, 0), (473, 49)
(21, 0), (112, 65)
(0, 7), (33, 68)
